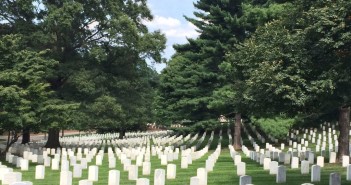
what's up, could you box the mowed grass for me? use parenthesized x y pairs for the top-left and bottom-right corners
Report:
(1, 133), (350, 185)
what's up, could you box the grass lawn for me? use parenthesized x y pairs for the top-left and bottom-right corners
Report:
(1, 131), (350, 185)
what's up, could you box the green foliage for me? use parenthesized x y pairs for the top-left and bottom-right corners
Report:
(0, 34), (56, 133)
(0, 0), (166, 136)
(251, 116), (296, 139)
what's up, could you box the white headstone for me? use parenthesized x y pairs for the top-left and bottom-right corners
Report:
(291, 157), (299, 169)
(128, 165), (138, 180)
(237, 162), (246, 176)
(60, 171), (72, 185)
(264, 158), (271, 170)
(96, 155), (103, 166)
(108, 170), (120, 185)
(181, 156), (188, 169)
(342, 156), (349, 167)
(52, 158), (60, 170)
(197, 168), (207, 185)
(311, 165), (321, 182)
(3, 172), (22, 185)
(329, 152), (336, 163)
(167, 164), (176, 179)
(301, 160), (309, 174)
(78, 180), (93, 185)
(109, 157), (116, 168)
(317, 156), (324, 167)
(190, 176), (200, 185)
(136, 178), (149, 185)
(20, 159), (29, 171)
(35, 165), (45, 179)
(347, 164), (351, 181)
(61, 160), (69, 171)
(269, 161), (278, 175)
(154, 169), (165, 185)
(73, 164), (82, 178)
(88, 165), (98, 181)
(80, 158), (88, 169)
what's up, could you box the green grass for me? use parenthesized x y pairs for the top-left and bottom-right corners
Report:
(1, 132), (350, 185)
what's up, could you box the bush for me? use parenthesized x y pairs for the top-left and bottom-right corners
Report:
(251, 116), (297, 139)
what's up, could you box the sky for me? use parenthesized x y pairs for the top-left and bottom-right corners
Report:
(144, 0), (199, 73)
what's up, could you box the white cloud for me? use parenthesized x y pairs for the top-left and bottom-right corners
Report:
(144, 15), (181, 28)
(144, 15), (199, 39)
(163, 27), (199, 38)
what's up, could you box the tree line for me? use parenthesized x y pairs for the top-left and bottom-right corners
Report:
(0, 0), (166, 154)
(156, 0), (351, 160)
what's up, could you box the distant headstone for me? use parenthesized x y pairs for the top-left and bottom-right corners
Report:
(329, 173), (340, 185)
(181, 156), (188, 169)
(329, 152), (336, 163)
(52, 158), (60, 170)
(263, 158), (271, 170)
(154, 169), (165, 185)
(317, 156), (324, 167)
(136, 178), (149, 185)
(128, 165), (138, 180)
(78, 180), (93, 185)
(143, 162), (151, 175)
(239, 175), (252, 185)
(269, 161), (278, 175)
(61, 160), (69, 171)
(109, 157), (116, 168)
(20, 159), (29, 171)
(284, 154), (291, 165)
(308, 152), (315, 164)
(311, 165), (321, 182)
(167, 164), (176, 179)
(347, 164), (351, 181)
(291, 157), (299, 169)
(342, 156), (349, 167)
(88, 166), (98, 182)
(35, 165), (45, 179)
(237, 162), (246, 176)
(190, 176), (200, 185)
(301, 160), (310, 174)
(73, 164), (82, 178)
(276, 165), (286, 183)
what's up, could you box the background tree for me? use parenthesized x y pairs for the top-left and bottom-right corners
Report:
(0, 35), (56, 154)
(236, 0), (351, 160)
(0, 0), (166, 148)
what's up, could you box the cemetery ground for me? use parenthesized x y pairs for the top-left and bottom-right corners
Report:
(1, 124), (351, 185)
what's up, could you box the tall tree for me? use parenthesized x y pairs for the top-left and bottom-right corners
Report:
(158, 0), (290, 149)
(0, 34), (56, 154)
(1, 0), (166, 148)
(237, 0), (351, 160)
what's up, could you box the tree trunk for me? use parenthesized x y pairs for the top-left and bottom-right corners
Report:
(21, 127), (30, 144)
(45, 128), (61, 148)
(337, 106), (350, 162)
(233, 113), (242, 150)
(1, 131), (19, 157)
(61, 129), (64, 137)
(119, 130), (126, 139)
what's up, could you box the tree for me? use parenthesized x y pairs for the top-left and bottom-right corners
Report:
(158, 0), (291, 149)
(0, 34), (56, 154)
(237, 0), (351, 160)
(1, 0), (166, 148)
(157, 0), (246, 143)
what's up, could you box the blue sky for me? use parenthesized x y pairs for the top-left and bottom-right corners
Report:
(144, 0), (199, 72)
